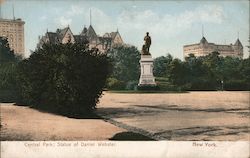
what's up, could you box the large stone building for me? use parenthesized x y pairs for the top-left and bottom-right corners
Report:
(0, 18), (25, 56)
(183, 36), (243, 58)
(37, 25), (123, 53)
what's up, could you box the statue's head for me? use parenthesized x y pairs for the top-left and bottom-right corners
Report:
(146, 32), (149, 35)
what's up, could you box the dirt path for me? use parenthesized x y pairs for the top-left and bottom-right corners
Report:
(1, 91), (249, 141)
(97, 91), (250, 141)
(0, 103), (126, 140)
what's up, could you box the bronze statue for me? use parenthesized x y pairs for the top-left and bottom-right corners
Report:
(142, 32), (151, 55)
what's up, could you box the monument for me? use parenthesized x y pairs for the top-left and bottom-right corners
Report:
(138, 32), (157, 87)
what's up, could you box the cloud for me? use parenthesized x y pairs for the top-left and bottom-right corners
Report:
(66, 5), (84, 16)
(52, 4), (225, 58)
(118, 5), (224, 36)
(39, 15), (47, 21)
(88, 7), (114, 34)
(54, 5), (85, 28)
(115, 5), (225, 57)
(57, 16), (72, 27)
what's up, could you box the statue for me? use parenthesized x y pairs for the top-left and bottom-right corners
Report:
(142, 32), (151, 55)
(138, 32), (156, 86)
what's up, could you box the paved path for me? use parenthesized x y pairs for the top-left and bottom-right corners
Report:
(97, 91), (250, 140)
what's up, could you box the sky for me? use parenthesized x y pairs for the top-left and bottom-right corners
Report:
(1, 0), (249, 59)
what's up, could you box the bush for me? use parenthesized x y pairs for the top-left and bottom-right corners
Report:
(17, 43), (110, 117)
(157, 82), (180, 91)
(106, 78), (126, 90)
(125, 80), (138, 90)
(137, 85), (159, 91)
(224, 80), (250, 90)
(155, 77), (181, 91)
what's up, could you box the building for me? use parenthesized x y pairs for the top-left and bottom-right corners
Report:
(0, 18), (25, 56)
(37, 25), (124, 53)
(183, 36), (243, 58)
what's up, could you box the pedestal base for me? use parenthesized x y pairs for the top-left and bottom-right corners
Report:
(138, 55), (156, 86)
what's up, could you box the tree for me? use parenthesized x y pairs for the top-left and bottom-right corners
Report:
(17, 42), (110, 117)
(168, 58), (189, 86)
(221, 56), (241, 81)
(0, 37), (17, 62)
(107, 45), (140, 83)
(153, 54), (173, 77)
(216, 56), (250, 90)
(201, 51), (223, 89)
(240, 57), (250, 83)
(0, 37), (21, 102)
(184, 54), (211, 90)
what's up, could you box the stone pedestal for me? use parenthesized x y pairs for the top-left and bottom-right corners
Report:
(138, 55), (156, 86)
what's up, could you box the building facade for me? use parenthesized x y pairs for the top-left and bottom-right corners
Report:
(183, 37), (243, 58)
(37, 25), (123, 53)
(0, 18), (25, 56)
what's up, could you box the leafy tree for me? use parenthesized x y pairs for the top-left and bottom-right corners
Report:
(200, 52), (223, 89)
(221, 56), (241, 80)
(168, 58), (189, 86)
(231, 57), (250, 90)
(153, 54), (173, 77)
(0, 37), (17, 62)
(17, 42), (110, 117)
(107, 45), (140, 84)
(0, 37), (21, 102)
(240, 57), (250, 84)
(184, 54), (211, 90)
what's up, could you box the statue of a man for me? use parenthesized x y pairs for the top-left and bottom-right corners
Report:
(144, 32), (151, 53)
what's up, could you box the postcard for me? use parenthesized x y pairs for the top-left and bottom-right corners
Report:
(0, 0), (249, 157)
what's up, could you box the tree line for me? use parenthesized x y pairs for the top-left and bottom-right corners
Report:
(153, 52), (250, 91)
(106, 45), (249, 91)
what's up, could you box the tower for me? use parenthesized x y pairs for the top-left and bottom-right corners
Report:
(202, 24), (204, 37)
(89, 8), (92, 26)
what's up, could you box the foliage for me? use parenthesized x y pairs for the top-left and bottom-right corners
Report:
(0, 37), (18, 62)
(125, 80), (138, 90)
(0, 37), (21, 102)
(137, 85), (159, 91)
(153, 54), (173, 77)
(17, 42), (110, 117)
(106, 77), (126, 90)
(224, 79), (249, 90)
(155, 52), (250, 91)
(155, 77), (180, 91)
(107, 45), (140, 83)
(168, 58), (189, 86)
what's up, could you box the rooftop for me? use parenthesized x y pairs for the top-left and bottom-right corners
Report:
(0, 18), (25, 24)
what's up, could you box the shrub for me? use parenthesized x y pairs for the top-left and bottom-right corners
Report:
(137, 85), (159, 91)
(157, 82), (179, 91)
(17, 43), (110, 117)
(155, 77), (181, 91)
(224, 80), (250, 91)
(125, 80), (138, 90)
(106, 77), (126, 90)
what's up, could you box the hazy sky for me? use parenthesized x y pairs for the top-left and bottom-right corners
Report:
(1, 0), (249, 59)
